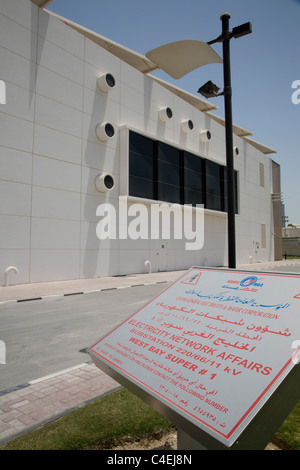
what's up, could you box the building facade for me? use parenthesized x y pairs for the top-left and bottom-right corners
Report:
(282, 225), (300, 257)
(0, 0), (282, 285)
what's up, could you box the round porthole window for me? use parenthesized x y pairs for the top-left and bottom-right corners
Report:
(97, 73), (116, 92)
(104, 174), (114, 189)
(104, 123), (115, 138)
(200, 129), (212, 143)
(105, 74), (115, 89)
(95, 173), (115, 192)
(96, 122), (116, 141)
(158, 106), (173, 122)
(181, 119), (194, 133)
(166, 107), (173, 119)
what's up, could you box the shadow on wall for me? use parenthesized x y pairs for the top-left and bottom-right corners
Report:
(81, 67), (118, 278)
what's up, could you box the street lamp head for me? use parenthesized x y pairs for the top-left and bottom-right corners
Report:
(197, 80), (220, 99)
(231, 22), (252, 39)
(220, 12), (231, 20)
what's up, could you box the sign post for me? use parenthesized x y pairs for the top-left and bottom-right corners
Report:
(89, 267), (300, 449)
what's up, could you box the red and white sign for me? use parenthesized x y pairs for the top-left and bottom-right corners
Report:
(89, 267), (300, 446)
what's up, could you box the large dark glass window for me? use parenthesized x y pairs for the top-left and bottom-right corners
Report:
(129, 131), (154, 157)
(205, 160), (223, 211)
(128, 131), (238, 213)
(129, 132), (155, 200)
(183, 151), (205, 206)
(157, 142), (181, 203)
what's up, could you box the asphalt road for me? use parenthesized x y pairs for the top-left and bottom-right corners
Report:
(0, 283), (167, 392)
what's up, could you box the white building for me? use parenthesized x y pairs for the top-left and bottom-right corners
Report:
(0, 0), (282, 285)
(282, 225), (300, 257)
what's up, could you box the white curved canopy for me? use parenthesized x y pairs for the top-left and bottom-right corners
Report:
(146, 40), (222, 79)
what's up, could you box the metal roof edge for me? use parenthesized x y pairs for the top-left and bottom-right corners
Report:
(47, 11), (159, 74)
(205, 112), (253, 137)
(242, 136), (277, 155)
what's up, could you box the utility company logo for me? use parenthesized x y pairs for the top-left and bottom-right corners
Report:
(240, 276), (264, 288)
(96, 197), (204, 250)
(0, 80), (6, 104)
(223, 275), (264, 292)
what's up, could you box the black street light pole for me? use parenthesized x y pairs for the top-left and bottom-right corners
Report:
(204, 13), (252, 269)
(221, 13), (236, 269)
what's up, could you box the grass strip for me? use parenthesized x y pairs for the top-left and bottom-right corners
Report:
(0, 388), (174, 450)
(1, 389), (299, 450)
(274, 401), (300, 450)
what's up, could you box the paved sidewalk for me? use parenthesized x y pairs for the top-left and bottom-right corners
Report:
(0, 363), (120, 446)
(0, 270), (185, 303)
(0, 261), (299, 447)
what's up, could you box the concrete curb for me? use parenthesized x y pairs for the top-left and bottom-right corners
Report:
(0, 280), (169, 305)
